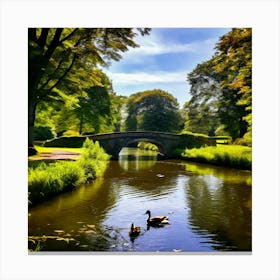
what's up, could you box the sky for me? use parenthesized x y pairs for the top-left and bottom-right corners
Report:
(104, 28), (231, 108)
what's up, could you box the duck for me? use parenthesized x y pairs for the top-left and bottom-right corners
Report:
(129, 223), (141, 238)
(144, 210), (169, 225)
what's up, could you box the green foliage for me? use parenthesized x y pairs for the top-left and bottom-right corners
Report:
(233, 137), (252, 147)
(28, 139), (109, 205)
(28, 161), (85, 204)
(184, 28), (252, 141)
(125, 89), (183, 132)
(28, 28), (151, 152)
(182, 145), (251, 170)
(137, 141), (159, 152)
(44, 136), (86, 148)
(181, 130), (209, 138)
(34, 126), (55, 140)
(184, 60), (221, 136)
(77, 138), (110, 180)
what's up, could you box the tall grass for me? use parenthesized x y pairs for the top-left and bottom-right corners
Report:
(182, 145), (252, 170)
(77, 138), (110, 180)
(28, 139), (109, 206)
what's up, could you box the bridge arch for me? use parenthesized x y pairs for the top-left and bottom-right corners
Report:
(121, 138), (165, 156)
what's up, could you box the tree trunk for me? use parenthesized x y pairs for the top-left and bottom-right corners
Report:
(28, 100), (37, 155)
(79, 115), (84, 135)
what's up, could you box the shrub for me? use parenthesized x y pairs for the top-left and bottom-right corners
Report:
(77, 138), (110, 180)
(34, 126), (55, 141)
(44, 136), (86, 148)
(233, 137), (252, 147)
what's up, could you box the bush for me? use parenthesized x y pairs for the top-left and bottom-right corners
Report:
(34, 126), (55, 141)
(138, 141), (159, 152)
(77, 138), (110, 180)
(44, 136), (86, 148)
(233, 137), (252, 147)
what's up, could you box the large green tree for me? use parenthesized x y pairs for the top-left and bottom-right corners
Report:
(61, 69), (113, 135)
(28, 28), (150, 155)
(183, 59), (222, 136)
(184, 28), (252, 141)
(125, 89), (183, 133)
(213, 28), (252, 140)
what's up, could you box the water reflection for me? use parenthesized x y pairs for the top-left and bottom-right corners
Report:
(119, 148), (157, 171)
(28, 150), (251, 252)
(185, 163), (252, 251)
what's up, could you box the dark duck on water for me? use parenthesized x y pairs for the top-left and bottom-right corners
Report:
(144, 210), (169, 226)
(129, 223), (141, 238)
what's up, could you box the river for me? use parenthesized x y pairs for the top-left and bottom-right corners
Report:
(28, 148), (252, 253)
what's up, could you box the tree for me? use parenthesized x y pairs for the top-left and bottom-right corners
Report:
(28, 28), (150, 155)
(184, 60), (222, 135)
(68, 70), (113, 135)
(185, 28), (252, 141)
(125, 89), (183, 133)
(213, 28), (252, 140)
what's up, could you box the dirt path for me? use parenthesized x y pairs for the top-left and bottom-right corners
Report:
(28, 150), (81, 161)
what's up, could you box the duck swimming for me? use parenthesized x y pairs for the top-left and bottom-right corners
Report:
(144, 210), (169, 225)
(129, 223), (141, 238)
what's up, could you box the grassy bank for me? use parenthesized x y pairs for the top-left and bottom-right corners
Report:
(182, 145), (252, 170)
(34, 145), (83, 154)
(28, 138), (110, 206)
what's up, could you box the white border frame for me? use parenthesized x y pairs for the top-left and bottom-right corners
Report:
(1, 0), (279, 279)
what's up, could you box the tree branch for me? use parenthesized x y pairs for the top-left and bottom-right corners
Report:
(44, 54), (77, 96)
(37, 57), (66, 91)
(37, 28), (50, 49)
(44, 28), (63, 59)
(59, 28), (79, 44)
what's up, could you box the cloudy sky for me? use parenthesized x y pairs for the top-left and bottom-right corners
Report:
(104, 28), (231, 108)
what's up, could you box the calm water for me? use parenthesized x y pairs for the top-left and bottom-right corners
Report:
(28, 148), (252, 252)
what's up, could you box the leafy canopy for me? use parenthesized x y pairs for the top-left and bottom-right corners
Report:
(125, 89), (183, 133)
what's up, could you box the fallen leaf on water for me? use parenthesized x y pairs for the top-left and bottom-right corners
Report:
(86, 224), (96, 229)
(84, 230), (95, 234)
(54, 230), (65, 234)
(56, 237), (75, 243)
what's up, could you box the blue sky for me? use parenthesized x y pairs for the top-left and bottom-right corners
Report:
(104, 28), (231, 108)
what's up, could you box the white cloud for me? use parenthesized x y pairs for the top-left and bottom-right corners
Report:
(106, 70), (188, 85)
(123, 31), (217, 58)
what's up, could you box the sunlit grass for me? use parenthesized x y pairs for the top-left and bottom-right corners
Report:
(182, 145), (252, 170)
(34, 145), (83, 154)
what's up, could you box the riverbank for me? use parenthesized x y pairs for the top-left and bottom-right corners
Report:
(181, 145), (252, 170)
(28, 139), (110, 206)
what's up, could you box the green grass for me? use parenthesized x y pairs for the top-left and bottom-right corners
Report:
(34, 145), (83, 154)
(28, 139), (110, 206)
(182, 145), (252, 170)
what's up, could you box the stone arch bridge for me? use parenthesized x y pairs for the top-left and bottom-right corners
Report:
(86, 131), (216, 159)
